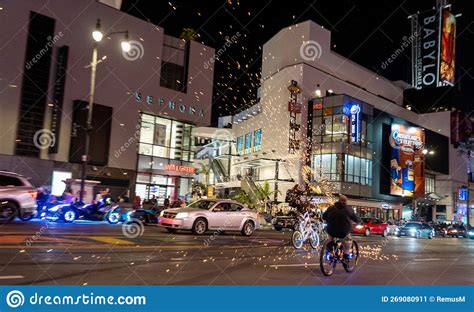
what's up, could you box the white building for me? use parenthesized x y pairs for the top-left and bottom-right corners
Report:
(202, 20), (471, 224)
(0, 0), (214, 203)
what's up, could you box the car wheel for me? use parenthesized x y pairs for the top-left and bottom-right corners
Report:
(166, 228), (177, 233)
(62, 209), (76, 223)
(274, 226), (282, 231)
(364, 228), (370, 236)
(428, 232), (433, 239)
(382, 228), (388, 237)
(0, 201), (17, 223)
(192, 218), (207, 235)
(241, 220), (255, 236)
(107, 212), (120, 224)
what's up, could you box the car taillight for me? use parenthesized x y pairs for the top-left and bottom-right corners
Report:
(28, 191), (37, 199)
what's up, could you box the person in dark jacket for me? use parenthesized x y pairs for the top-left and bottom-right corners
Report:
(322, 195), (359, 259)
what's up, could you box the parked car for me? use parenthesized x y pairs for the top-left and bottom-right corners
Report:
(396, 222), (434, 239)
(0, 171), (37, 222)
(446, 224), (468, 238)
(272, 210), (298, 231)
(352, 217), (389, 237)
(432, 223), (448, 237)
(158, 199), (259, 236)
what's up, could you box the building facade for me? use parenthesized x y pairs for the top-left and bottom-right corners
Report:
(208, 20), (472, 224)
(0, 0), (215, 202)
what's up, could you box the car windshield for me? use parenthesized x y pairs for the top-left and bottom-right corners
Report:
(361, 218), (371, 224)
(405, 223), (420, 228)
(187, 200), (217, 210)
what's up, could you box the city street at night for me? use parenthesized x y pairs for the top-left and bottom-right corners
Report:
(0, 221), (472, 285)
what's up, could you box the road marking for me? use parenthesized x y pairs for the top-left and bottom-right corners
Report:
(0, 275), (25, 280)
(86, 236), (134, 245)
(269, 263), (318, 268)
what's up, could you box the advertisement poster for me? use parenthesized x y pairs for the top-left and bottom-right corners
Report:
(343, 101), (362, 143)
(414, 9), (439, 89)
(439, 9), (456, 86)
(389, 124), (425, 197)
(153, 123), (167, 146)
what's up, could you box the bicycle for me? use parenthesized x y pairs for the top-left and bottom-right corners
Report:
(319, 237), (359, 276)
(291, 211), (320, 249)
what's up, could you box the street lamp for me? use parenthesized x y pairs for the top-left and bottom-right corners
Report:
(79, 19), (130, 203)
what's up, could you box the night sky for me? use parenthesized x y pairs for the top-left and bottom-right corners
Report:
(121, 0), (473, 125)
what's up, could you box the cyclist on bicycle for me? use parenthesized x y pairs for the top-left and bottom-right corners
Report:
(322, 195), (359, 262)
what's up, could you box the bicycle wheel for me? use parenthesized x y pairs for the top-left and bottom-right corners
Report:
(309, 231), (320, 249)
(320, 240), (337, 276)
(342, 240), (359, 273)
(292, 230), (304, 249)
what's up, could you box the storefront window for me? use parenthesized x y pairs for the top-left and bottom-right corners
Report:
(425, 175), (435, 193)
(344, 155), (372, 186)
(136, 113), (195, 202)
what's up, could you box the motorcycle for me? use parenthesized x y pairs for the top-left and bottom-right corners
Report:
(44, 201), (126, 223)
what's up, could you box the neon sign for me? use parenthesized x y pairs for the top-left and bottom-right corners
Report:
(165, 164), (196, 174)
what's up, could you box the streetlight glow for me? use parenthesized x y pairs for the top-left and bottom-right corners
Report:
(422, 149), (428, 155)
(92, 19), (103, 42)
(121, 31), (131, 52)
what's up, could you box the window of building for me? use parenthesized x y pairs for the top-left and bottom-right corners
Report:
(160, 35), (189, 92)
(313, 154), (338, 181)
(254, 129), (262, 151)
(236, 136), (243, 153)
(344, 155), (372, 186)
(425, 175), (435, 193)
(245, 133), (252, 150)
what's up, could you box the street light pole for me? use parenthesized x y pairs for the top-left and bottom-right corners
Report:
(79, 41), (98, 203)
(78, 19), (130, 203)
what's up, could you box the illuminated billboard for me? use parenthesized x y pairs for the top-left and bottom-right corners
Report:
(389, 124), (425, 197)
(439, 9), (456, 86)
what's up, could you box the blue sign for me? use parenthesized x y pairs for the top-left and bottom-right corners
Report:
(344, 102), (362, 143)
(459, 187), (468, 201)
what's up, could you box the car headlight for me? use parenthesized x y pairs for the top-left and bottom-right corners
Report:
(468, 231), (474, 236)
(355, 225), (363, 229)
(452, 230), (457, 233)
(175, 212), (189, 219)
(409, 228), (417, 233)
(160, 211), (165, 217)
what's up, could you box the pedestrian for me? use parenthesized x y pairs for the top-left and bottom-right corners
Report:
(164, 195), (170, 208)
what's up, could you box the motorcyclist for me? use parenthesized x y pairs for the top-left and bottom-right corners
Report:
(322, 195), (359, 262)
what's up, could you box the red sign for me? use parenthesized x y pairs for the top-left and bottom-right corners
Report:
(313, 102), (323, 109)
(288, 101), (302, 113)
(165, 164), (196, 174)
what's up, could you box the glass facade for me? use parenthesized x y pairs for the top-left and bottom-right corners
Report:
(425, 174), (435, 193)
(135, 113), (195, 204)
(311, 96), (374, 195)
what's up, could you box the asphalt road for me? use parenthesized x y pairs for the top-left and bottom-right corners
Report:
(0, 220), (472, 285)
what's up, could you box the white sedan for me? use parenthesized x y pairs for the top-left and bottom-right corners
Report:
(158, 199), (260, 236)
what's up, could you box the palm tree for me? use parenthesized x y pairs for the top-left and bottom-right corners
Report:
(255, 180), (280, 212)
(197, 163), (212, 186)
(232, 190), (256, 208)
(180, 28), (198, 41)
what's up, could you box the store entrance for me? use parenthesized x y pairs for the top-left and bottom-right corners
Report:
(145, 184), (175, 205)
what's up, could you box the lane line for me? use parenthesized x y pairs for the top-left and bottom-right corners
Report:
(0, 275), (25, 280)
(269, 263), (318, 267)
